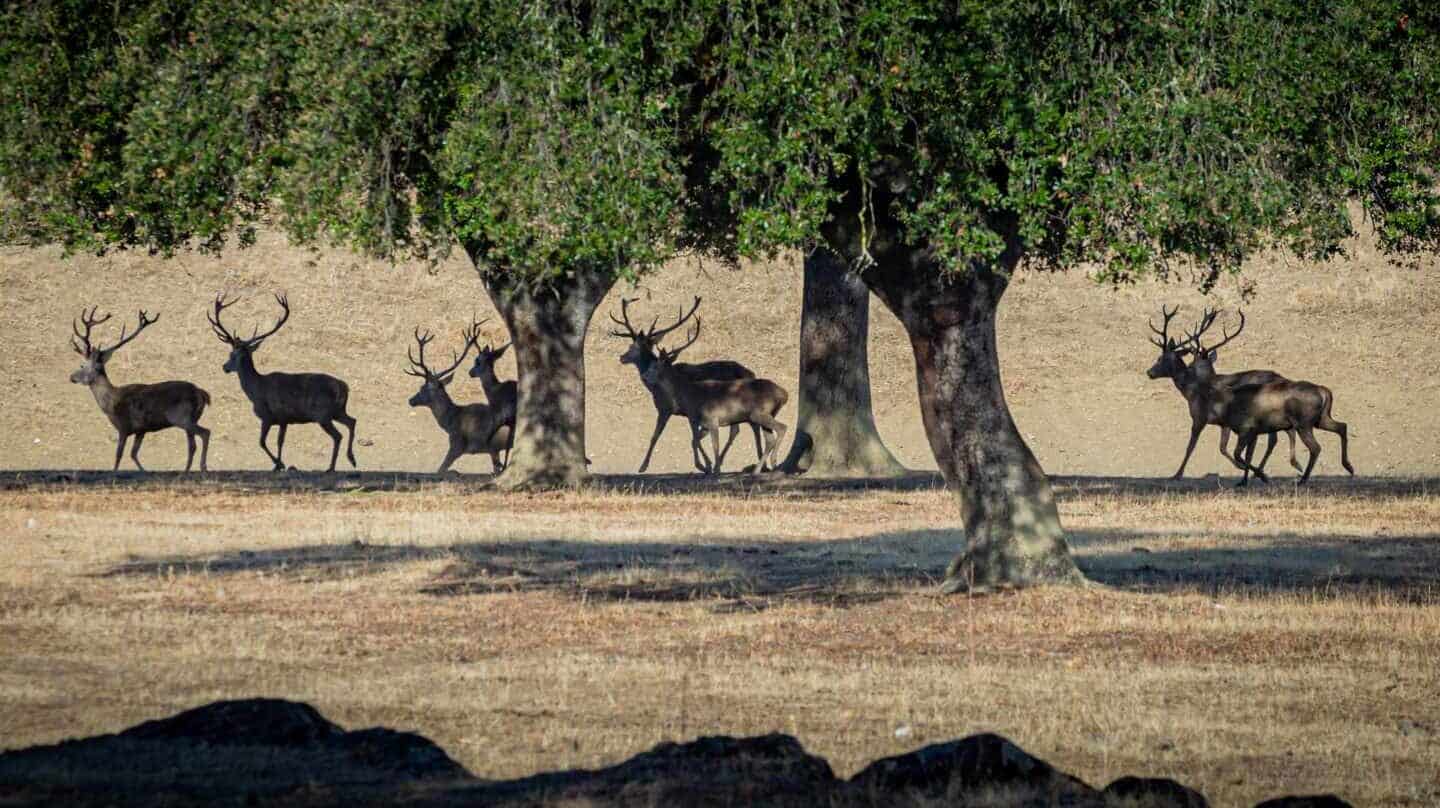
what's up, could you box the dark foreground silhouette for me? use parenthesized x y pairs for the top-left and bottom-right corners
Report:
(0, 699), (1350, 807)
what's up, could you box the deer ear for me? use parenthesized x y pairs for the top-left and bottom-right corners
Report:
(1206, 350), (1217, 362)
(494, 343), (510, 360)
(438, 373), (454, 386)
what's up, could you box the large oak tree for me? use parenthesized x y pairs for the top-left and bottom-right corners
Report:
(4, 1), (1437, 588)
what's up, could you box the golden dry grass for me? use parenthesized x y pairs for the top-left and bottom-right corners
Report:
(2, 475), (1439, 805)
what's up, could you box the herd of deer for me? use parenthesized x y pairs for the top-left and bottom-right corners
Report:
(67, 293), (790, 476)
(1146, 306), (1354, 486)
(66, 290), (1353, 485)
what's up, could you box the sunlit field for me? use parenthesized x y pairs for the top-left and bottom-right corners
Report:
(3, 472), (1438, 805)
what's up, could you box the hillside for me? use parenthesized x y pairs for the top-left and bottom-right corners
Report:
(2, 231), (1436, 477)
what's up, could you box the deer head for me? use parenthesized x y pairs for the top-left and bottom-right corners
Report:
(468, 335), (512, 381)
(406, 319), (483, 407)
(1183, 308), (1246, 382)
(69, 307), (159, 385)
(207, 293), (291, 373)
(639, 319), (702, 387)
(1145, 305), (1191, 380)
(609, 296), (701, 366)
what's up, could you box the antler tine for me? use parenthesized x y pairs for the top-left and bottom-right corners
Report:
(608, 297), (641, 338)
(650, 296), (702, 340)
(208, 293), (241, 344)
(244, 292), (291, 345)
(407, 327), (436, 375)
(1147, 304), (1179, 348)
(433, 319), (483, 379)
(669, 317), (702, 356)
(1207, 310), (1246, 353)
(1184, 308), (1221, 351)
(71, 306), (112, 355)
(100, 309), (160, 356)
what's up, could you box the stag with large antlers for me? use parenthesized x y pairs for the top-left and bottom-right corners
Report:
(640, 319), (789, 475)
(69, 307), (212, 471)
(1146, 306), (1294, 478)
(209, 293), (358, 472)
(1178, 314), (1354, 486)
(407, 320), (512, 473)
(609, 296), (762, 473)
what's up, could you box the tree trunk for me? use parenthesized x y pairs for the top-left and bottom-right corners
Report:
(860, 247), (1084, 592)
(779, 248), (906, 477)
(473, 259), (613, 490)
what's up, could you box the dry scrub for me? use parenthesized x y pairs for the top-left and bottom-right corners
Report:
(2, 475), (1438, 806)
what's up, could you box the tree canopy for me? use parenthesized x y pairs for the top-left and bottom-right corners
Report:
(5, 1), (1435, 285)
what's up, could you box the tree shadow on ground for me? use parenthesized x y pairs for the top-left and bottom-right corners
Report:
(5, 468), (1437, 502)
(98, 519), (1440, 607)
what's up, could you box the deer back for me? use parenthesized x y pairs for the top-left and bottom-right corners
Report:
(250, 371), (349, 423)
(111, 381), (210, 433)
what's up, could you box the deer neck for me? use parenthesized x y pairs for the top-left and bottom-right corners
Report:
(87, 372), (119, 414)
(426, 386), (460, 429)
(477, 367), (505, 401)
(235, 353), (266, 394)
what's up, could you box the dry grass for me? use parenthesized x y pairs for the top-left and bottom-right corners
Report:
(2, 475), (1439, 805)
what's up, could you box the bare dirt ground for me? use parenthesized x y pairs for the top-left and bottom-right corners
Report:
(2, 233), (1439, 804)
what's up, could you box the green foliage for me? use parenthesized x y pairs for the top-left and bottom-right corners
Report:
(2, 0), (1436, 289)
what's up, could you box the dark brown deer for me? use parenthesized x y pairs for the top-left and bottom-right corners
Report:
(609, 296), (761, 473)
(640, 319), (789, 475)
(1146, 306), (1293, 478)
(1179, 319), (1354, 486)
(406, 320), (512, 473)
(69, 307), (211, 472)
(467, 333), (516, 449)
(208, 293), (358, 472)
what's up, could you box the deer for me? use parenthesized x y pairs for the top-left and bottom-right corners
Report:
(640, 319), (789, 475)
(68, 307), (212, 472)
(1176, 316), (1355, 486)
(405, 320), (512, 474)
(1146, 306), (1294, 478)
(208, 293), (358, 472)
(467, 333), (517, 450)
(609, 296), (762, 473)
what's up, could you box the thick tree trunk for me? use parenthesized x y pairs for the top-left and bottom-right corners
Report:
(474, 261), (613, 490)
(859, 245), (1084, 592)
(779, 248), (906, 477)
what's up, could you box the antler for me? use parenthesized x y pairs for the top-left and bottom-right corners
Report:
(405, 327), (438, 378)
(608, 297), (642, 339)
(667, 317), (702, 357)
(71, 306), (112, 356)
(1185, 308), (1245, 355)
(1148, 305), (1179, 349)
(650, 296), (701, 340)
(100, 310), (159, 357)
(208, 293), (242, 345)
(246, 293), (290, 345)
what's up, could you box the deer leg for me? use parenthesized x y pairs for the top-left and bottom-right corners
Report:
(1296, 426), (1322, 483)
(710, 422), (723, 476)
(1284, 429), (1301, 473)
(690, 422), (710, 476)
(184, 430), (197, 472)
(1255, 431), (1278, 473)
(337, 414), (358, 468)
(275, 423), (289, 470)
(1173, 421), (1205, 479)
(713, 424), (741, 474)
(1318, 413), (1354, 476)
(1217, 426), (1232, 462)
(639, 411), (670, 474)
(750, 424), (765, 471)
(749, 413), (787, 474)
(129, 432), (146, 472)
(195, 425), (211, 472)
(438, 439), (464, 474)
(258, 422), (280, 469)
(319, 420), (342, 473)
(113, 433), (128, 471)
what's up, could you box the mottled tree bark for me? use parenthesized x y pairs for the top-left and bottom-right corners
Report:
(779, 248), (906, 477)
(472, 258), (613, 490)
(821, 195), (1083, 591)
